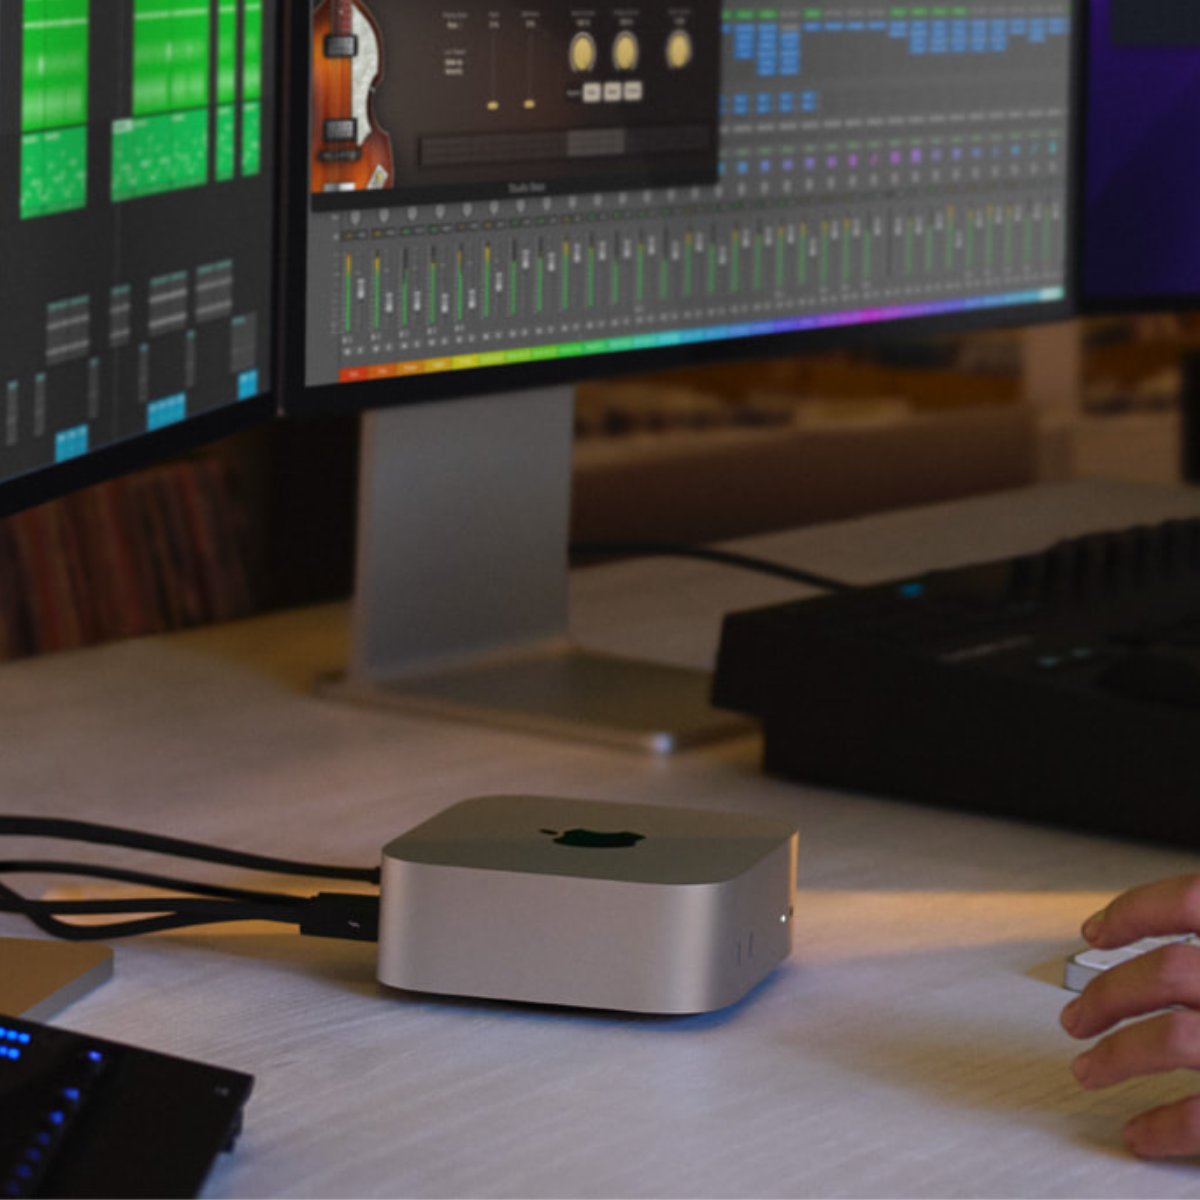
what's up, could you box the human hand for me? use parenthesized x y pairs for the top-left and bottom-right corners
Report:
(1061, 875), (1200, 1158)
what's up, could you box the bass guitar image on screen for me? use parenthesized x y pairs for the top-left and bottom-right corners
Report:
(312, 0), (395, 192)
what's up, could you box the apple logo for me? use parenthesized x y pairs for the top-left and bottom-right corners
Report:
(540, 827), (645, 850)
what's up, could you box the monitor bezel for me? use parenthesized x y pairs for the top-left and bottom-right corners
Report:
(0, 395), (276, 521)
(283, 0), (1085, 417)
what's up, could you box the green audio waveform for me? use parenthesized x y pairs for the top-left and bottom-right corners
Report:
(20, 0), (90, 219)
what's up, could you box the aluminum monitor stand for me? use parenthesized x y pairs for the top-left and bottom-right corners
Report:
(323, 387), (749, 752)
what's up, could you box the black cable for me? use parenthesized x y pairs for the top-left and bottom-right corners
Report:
(0, 860), (308, 907)
(47, 916), (238, 940)
(0, 816), (381, 885)
(0, 883), (263, 941)
(0, 878), (214, 941)
(0, 875), (380, 944)
(570, 541), (855, 593)
(3, 895), (300, 922)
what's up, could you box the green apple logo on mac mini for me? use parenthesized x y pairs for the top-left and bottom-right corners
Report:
(540, 828), (646, 849)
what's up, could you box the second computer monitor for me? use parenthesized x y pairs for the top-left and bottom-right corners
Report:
(0, 0), (279, 516)
(1081, 0), (1200, 310)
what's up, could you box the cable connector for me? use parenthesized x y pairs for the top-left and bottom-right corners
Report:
(298, 892), (380, 943)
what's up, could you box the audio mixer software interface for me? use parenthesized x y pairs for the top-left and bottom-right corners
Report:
(305, 0), (1074, 390)
(0, 0), (276, 483)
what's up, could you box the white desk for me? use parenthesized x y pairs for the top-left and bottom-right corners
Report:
(7, 479), (1200, 1198)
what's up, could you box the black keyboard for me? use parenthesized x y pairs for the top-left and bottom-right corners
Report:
(713, 518), (1200, 847)
(0, 1015), (252, 1199)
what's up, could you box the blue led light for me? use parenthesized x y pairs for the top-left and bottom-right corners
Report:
(86, 1049), (103, 1063)
(898, 582), (926, 600)
(48, 1111), (64, 1126)
(61, 1087), (80, 1103)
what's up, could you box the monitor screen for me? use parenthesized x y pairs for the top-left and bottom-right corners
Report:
(0, 0), (279, 514)
(293, 0), (1078, 408)
(1081, 0), (1200, 309)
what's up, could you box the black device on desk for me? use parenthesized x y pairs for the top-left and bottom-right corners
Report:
(714, 518), (1200, 848)
(0, 1014), (252, 1199)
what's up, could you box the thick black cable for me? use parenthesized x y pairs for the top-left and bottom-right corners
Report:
(0, 860), (308, 907)
(0, 878), (68, 939)
(0, 876), (380, 943)
(0, 877), (229, 941)
(47, 916), (235, 941)
(569, 541), (854, 593)
(0, 816), (381, 884)
(0, 895), (301, 923)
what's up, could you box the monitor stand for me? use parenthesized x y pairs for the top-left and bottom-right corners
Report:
(322, 386), (750, 753)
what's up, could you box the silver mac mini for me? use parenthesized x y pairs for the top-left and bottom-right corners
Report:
(377, 795), (798, 1014)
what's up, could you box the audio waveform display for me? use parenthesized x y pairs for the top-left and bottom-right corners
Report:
(112, 0), (263, 202)
(0, 0), (276, 487)
(20, 0), (89, 219)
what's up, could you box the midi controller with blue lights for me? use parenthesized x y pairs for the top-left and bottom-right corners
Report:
(0, 1013), (252, 1198)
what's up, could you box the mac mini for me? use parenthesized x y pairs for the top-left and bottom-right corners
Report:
(377, 795), (798, 1014)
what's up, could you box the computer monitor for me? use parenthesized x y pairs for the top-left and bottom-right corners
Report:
(285, 0), (1080, 748)
(1080, 0), (1200, 310)
(0, 0), (280, 520)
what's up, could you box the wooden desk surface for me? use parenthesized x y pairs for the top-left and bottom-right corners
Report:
(6, 480), (1200, 1198)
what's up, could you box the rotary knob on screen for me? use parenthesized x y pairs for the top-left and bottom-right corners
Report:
(569, 32), (597, 73)
(613, 31), (640, 72)
(666, 29), (693, 69)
